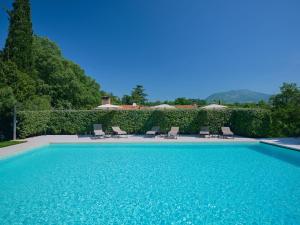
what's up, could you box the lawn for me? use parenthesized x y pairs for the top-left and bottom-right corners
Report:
(0, 141), (26, 148)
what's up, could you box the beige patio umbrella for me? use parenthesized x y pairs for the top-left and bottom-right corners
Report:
(201, 104), (228, 110)
(95, 104), (121, 110)
(151, 104), (176, 109)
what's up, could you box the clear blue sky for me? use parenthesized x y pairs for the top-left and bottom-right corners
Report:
(1, 0), (300, 100)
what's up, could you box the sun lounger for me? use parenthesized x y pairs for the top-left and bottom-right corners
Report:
(199, 126), (210, 137)
(146, 126), (160, 137)
(166, 127), (179, 139)
(93, 124), (105, 138)
(221, 127), (234, 138)
(112, 126), (128, 137)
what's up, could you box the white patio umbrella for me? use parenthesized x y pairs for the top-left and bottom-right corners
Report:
(151, 104), (176, 109)
(95, 104), (121, 110)
(201, 104), (228, 110)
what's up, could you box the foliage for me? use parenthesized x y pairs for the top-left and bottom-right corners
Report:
(0, 86), (16, 111)
(17, 111), (51, 138)
(231, 109), (272, 137)
(33, 36), (101, 109)
(174, 98), (194, 105)
(17, 109), (271, 138)
(130, 85), (147, 105)
(121, 95), (133, 105)
(228, 101), (270, 109)
(1, 0), (104, 139)
(21, 95), (52, 111)
(144, 98), (206, 107)
(144, 101), (162, 107)
(1, 6), (102, 111)
(0, 60), (36, 102)
(270, 83), (300, 136)
(174, 97), (206, 106)
(120, 85), (148, 105)
(3, 0), (33, 74)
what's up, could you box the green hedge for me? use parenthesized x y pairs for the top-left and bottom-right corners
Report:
(17, 109), (272, 138)
(17, 111), (51, 138)
(231, 109), (272, 137)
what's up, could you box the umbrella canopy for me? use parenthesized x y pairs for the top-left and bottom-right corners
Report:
(95, 104), (121, 110)
(151, 104), (176, 109)
(201, 104), (228, 110)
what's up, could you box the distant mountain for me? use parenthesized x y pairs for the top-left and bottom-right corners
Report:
(206, 89), (271, 104)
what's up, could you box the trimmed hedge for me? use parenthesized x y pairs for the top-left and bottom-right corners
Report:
(231, 109), (272, 137)
(17, 109), (272, 138)
(17, 111), (51, 138)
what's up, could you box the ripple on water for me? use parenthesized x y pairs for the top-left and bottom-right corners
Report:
(0, 143), (300, 224)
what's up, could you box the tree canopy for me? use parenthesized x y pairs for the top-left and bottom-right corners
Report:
(130, 85), (147, 105)
(0, 86), (16, 112)
(3, 0), (34, 74)
(270, 83), (300, 136)
(174, 97), (206, 106)
(121, 85), (148, 105)
(32, 36), (101, 109)
(1, 36), (102, 110)
(1, 0), (102, 111)
(0, 59), (36, 103)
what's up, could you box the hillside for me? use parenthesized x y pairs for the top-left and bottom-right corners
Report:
(206, 89), (271, 104)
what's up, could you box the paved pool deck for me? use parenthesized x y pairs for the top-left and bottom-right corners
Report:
(1, 135), (299, 159)
(260, 138), (300, 151)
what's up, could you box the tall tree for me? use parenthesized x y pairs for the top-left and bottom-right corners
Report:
(270, 83), (300, 136)
(3, 0), (34, 74)
(121, 95), (133, 105)
(131, 85), (147, 105)
(33, 36), (101, 109)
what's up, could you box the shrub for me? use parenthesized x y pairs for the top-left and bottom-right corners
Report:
(17, 111), (50, 138)
(230, 109), (272, 137)
(17, 109), (272, 139)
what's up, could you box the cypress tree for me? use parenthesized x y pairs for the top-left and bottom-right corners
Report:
(3, 0), (33, 74)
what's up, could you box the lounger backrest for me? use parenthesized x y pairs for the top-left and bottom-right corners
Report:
(94, 124), (103, 131)
(201, 126), (209, 132)
(221, 127), (231, 134)
(170, 127), (179, 133)
(112, 126), (121, 132)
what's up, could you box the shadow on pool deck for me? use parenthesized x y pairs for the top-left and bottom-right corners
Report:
(261, 138), (300, 149)
(249, 145), (300, 168)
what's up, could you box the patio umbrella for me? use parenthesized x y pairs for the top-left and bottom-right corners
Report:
(201, 104), (228, 110)
(151, 104), (176, 109)
(95, 104), (121, 110)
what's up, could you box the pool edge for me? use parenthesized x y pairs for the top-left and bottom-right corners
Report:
(260, 141), (300, 152)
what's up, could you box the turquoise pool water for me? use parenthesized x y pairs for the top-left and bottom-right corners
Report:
(1, 143), (300, 224)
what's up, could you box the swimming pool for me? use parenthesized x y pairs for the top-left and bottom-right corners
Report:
(1, 143), (300, 224)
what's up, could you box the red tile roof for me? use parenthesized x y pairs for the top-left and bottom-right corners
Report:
(120, 105), (140, 110)
(175, 105), (198, 109)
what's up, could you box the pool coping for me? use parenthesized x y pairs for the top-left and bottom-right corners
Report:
(1, 135), (299, 160)
(260, 141), (300, 152)
(0, 144), (50, 161)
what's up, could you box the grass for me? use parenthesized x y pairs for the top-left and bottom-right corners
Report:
(0, 141), (26, 148)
